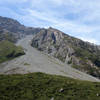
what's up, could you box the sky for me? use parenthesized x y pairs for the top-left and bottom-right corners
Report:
(0, 0), (100, 45)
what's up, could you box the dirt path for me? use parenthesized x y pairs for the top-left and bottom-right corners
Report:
(0, 35), (99, 82)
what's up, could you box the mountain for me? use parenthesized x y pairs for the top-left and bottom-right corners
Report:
(31, 27), (100, 78)
(0, 19), (100, 100)
(0, 16), (41, 42)
(1, 16), (100, 79)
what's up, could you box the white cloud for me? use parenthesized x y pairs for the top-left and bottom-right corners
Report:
(28, 9), (58, 23)
(79, 37), (100, 45)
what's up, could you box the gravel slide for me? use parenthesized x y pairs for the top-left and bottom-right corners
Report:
(0, 35), (100, 82)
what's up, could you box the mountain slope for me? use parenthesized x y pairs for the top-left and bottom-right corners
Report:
(0, 35), (99, 82)
(31, 27), (100, 79)
(0, 16), (100, 81)
(0, 16), (41, 42)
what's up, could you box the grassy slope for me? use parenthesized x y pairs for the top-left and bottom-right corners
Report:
(0, 72), (100, 100)
(0, 40), (25, 63)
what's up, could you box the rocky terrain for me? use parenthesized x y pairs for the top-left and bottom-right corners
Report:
(1, 16), (100, 100)
(0, 16), (100, 81)
(0, 35), (99, 82)
(0, 16), (41, 42)
(31, 27), (100, 78)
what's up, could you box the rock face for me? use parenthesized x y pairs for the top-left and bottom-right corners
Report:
(31, 27), (100, 78)
(0, 16), (41, 42)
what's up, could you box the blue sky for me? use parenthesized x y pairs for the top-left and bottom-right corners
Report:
(0, 0), (100, 44)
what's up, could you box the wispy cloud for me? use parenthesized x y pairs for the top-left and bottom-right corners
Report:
(79, 37), (99, 44)
(0, 0), (100, 44)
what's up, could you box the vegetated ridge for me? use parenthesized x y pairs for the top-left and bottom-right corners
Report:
(0, 72), (100, 100)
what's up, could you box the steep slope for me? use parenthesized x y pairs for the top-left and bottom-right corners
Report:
(0, 16), (41, 42)
(31, 27), (100, 78)
(0, 72), (100, 100)
(0, 35), (99, 82)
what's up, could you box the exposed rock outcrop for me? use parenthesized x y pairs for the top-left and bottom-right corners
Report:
(31, 27), (100, 78)
(0, 16), (41, 42)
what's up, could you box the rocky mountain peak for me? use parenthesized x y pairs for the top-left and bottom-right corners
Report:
(48, 27), (64, 41)
(0, 16), (42, 42)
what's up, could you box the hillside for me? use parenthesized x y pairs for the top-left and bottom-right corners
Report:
(0, 40), (25, 63)
(0, 16), (99, 79)
(31, 27), (100, 78)
(0, 16), (41, 42)
(0, 16), (100, 81)
(0, 35), (99, 82)
(0, 72), (100, 100)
